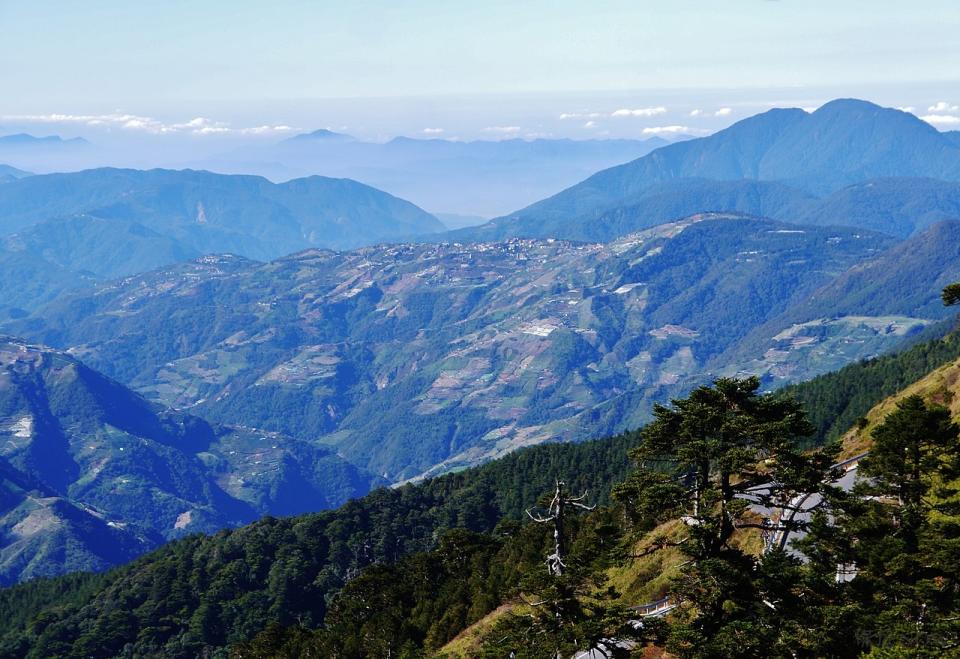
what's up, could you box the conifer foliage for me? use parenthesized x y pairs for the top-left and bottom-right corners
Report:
(612, 377), (838, 657)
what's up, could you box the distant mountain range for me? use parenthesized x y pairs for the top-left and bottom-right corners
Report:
(0, 134), (89, 148)
(0, 134), (91, 173)
(284, 128), (358, 144)
(0, 336), (379, 584)
(0, 168), (442, 314)
(458, 99), (960, 242)
(12, 215), (957, 488)
(197, 134), (672, 216)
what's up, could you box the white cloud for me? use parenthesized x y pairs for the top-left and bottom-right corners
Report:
(0, 112), (296, 136)
(689, 109), (703, 117)
(422, 127), (445, 135)
(921, 102), (960, 128)
(611, 106), (667, 118)
(928, 101), (960, 113)
(584, 120), (598, 129)
(3, 112), (167, 132)
(242, 125), (294, 135)
(897, 106), (916, 113)
(483, 126), (521, 134)
(171, 117), (231, 134)
(714, 107), (732, 117)
(561, 106), (668, 121)
(641, 125), (689, 135)
(922, 114), (960, 126)
(559, 111), (603, 120)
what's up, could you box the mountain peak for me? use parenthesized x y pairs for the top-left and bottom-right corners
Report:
(488, 98), (960, 236)
(285, 128), (355, 144)
(813, 98), (884, 113)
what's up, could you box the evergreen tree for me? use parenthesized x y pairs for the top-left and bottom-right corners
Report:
(612, 377), (836, 658)
(943, 282), (960, 307)
(801, 396), (960, 657)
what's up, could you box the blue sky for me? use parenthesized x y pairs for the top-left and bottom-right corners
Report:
(1, 1), (958, 141)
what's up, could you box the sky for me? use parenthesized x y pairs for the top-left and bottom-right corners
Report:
(1, 0), (959, 142)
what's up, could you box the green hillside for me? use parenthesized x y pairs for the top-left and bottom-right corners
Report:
(8, 215), (917, 483)
(0, 430), (642, 657)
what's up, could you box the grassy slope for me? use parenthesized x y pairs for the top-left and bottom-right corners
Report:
(839, 354), (960, 459)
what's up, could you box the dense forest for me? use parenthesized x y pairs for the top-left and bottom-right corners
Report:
(230, 377), (960, 657)
(0, 431), (643, 657)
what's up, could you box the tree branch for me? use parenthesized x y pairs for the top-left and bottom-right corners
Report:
(526, 509), (556, 523)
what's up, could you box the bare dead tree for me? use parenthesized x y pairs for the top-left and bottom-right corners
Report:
(526, 479), (595, 576)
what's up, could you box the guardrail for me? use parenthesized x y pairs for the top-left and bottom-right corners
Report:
(631, 595), (674, 617)
(835, 452), (868, 470)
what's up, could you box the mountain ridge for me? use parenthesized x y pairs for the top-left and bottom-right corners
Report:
(0, 335), (380, 584)
(0, 134), (89, 147)
(0, 167), (443, 313)
(3, 320), (960, 656)
(455, 99), (960, 242)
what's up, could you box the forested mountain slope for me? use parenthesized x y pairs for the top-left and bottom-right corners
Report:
(4, 322), (960, 656)
(0, 337), (377, 584)
(6, 214), (912, 482)
(0, 429), (643, 657)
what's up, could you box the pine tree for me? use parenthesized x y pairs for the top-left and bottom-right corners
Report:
(613, 377), (837, 657)
(800, 396), (960, 656)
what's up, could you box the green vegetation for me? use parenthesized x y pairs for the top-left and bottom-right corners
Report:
(4, 355), (960, 656)
(231, 378), (960, 658)
(0, 429), (642, 657)
(796, 396), (960, 656)
(608, 377), (835, 657)
(4, 210), (960, 653)
(782, 318), (960, 444)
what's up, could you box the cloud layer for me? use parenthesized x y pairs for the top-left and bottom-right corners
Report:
(641, 125), (690, 135)
(0, 112), (295, 136)
(483, 126), (521, 134)
(920, 101), (960, 127)
(561, 106), (667, 120)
